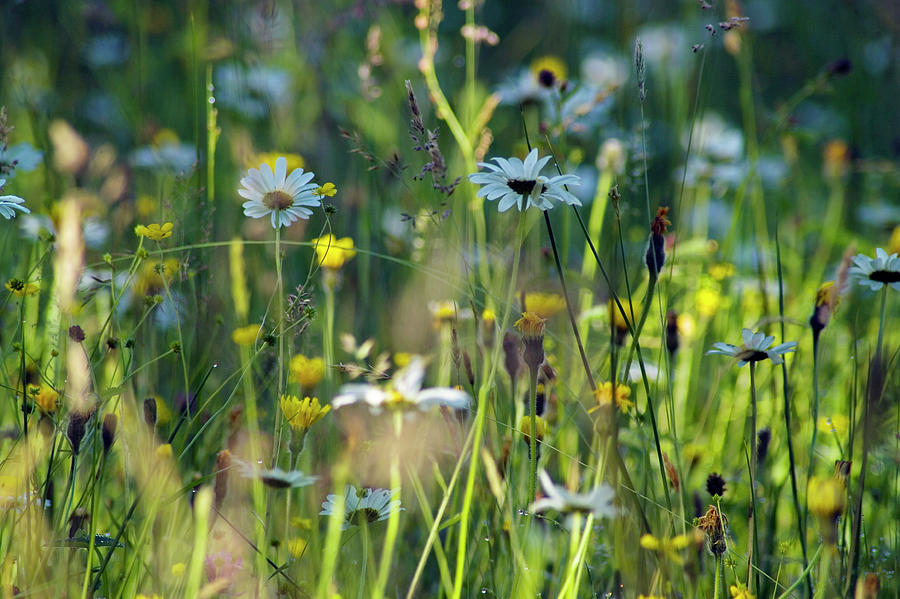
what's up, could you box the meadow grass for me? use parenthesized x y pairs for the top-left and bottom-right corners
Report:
(1, 1), (899, 598)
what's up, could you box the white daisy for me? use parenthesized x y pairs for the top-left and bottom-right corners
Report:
(848, 248), (900, 292)
(468, 148), (581, 212)
(332, 356), (470, 414)
(238, 156), (320, 229)
(233, 458), (318, 489)
(0, 179), (30, 220)
(319, 485), (403, 530)
(529, 470), (616, 519)
(706, 328), (797, 367)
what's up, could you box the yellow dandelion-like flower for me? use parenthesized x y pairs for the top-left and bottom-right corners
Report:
(481, 308), (496, 325)
(314, 182), (337, 197)
(729, 584), (755, 599)
(28, 385), (59, 413)
(817, 414), (849, 436)
(807, 476), (846, 521)
(280, 395), (331, 433)
(608, 299), (637, 332)
(155, 443), (173, 459)
(590, 382), (633, 414)
(134, 222), (173, 241)
(254, 151), (305, 173)
(709, 262), (736, 280)
(312, 234), (356, 270)
(530, 55), (568, 83)
(231, 324), (262, 346)
(520, 415), (548, 443)
(523, 292), (566, 320)
(639, 533), (692, 565)
(290, 354), (325, 390)
(514, 311), (546, 339)
(5, 278), (40, 297)
(695, 285), (722, 317)
(393, 352), (412, 368)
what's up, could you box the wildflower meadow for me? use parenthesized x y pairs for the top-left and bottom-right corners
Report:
(2, 1), (899, 598)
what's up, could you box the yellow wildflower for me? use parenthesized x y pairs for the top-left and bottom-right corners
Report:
(523, 292), (566, 320)
(231, 324), (262, 346)
(154, 396), (173, 426)
(280, 395), (331, 432)
(152, 128), (179, 147)
(890, 225), (900, 256)
(155, 444), (173, 459)
(519, 415), (548, 444)
(393, 352), (412, 368)
(135, 258), (180, 294)
(823, 139), (850, 179)
(134, 222), (173, 241)
(290, 354), (325, 390)
(807, 476), (846, 521)
(709, 262), (735, 280)
(639, 533), (692, 565)
(695, 284), (722, 317)
(314, 182), (337, 197)
(136, 195), (157, 218)
(481, 308), (496, 325)
(312, 235), (356, 270)
(729, 583), (755, 599)
(590, 382), (633, 414)
(530, 55), (568, 83)
(817, 414), (849, 436)
(514, 311), (546, 339)
(287, 537), (308, 558)
(28, 385), (59, 413)
(5, 278), (40, 297)
(254, 151), (305, 173)
(171, 562), (186, 577)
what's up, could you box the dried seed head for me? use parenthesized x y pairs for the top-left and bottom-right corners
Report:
(68, 325), (85, 343)
(67, 411), (89, 455)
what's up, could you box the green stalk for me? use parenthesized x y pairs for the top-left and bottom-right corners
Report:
(372, 414), (403, 599)
(357, 523), (370, 599)
(527, 363), (539, 508)
(748, 363), (761, 595)
(450, 212), (526, 599)
(774, 216), (811, 598)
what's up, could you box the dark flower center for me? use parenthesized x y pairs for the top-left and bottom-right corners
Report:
(262, 190), (294, 211)
(736, 349), (769, 362)
(869, 270), (900, 283)
(507, 179), (538, 195)
(348, 507), (381, 525)
(261, 474), (292, 488)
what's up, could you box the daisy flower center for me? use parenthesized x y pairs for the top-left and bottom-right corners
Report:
(262, 190), (294, 211)
(736, 349), (769, 362)
(507, 178), (539, 195)
(869, 270), (900, 283)
(348, 507), (381, 525)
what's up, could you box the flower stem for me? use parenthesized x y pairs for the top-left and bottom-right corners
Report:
(527, 363), (539, 508)
(450, 212), (526, 599)
(748, 362), (760, 595)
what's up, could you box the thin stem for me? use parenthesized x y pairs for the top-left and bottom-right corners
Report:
(527, 363), (539, 508)
(748, 362), (760, 595)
